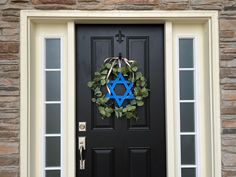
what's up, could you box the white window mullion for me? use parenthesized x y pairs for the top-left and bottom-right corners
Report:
(45, 101), (62, 104)
(45, 167), (62, 170)
(179, 100), (195, 103)
(45, 68), (61, 71)
(181, 165), (197, 168)
(180, 132), (196, 135)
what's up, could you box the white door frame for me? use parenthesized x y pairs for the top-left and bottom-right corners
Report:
(20, 10), (220, 177)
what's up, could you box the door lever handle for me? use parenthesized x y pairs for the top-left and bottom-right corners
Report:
(79, 137), (86, 170)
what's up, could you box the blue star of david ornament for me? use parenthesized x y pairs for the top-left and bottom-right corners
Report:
(106, 72), (134, 107)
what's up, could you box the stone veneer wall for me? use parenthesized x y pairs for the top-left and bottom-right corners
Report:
(0, 0), (236, 177)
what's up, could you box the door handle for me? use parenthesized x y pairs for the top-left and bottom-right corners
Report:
(79, 136), (86, 170)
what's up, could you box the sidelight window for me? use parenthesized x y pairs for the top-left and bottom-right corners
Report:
(177, 38), (198, 177)
(43, 38), (63, 177)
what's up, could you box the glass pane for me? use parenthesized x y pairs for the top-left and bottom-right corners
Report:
(46, 170), (61, 177)
(180, 103), (195, 132)
(46, 71), (61, 101)
(180, 71), (194, 100)
(46, 137), (60, 167)
(179, 39), (193, 68)
(182, 168), (196, 177)
(46, 104), (60, 134)
(46, 39), (61, 69)
(181, 135), (195, 164)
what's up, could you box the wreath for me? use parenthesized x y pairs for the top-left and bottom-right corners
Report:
(87, 56), (149, 120)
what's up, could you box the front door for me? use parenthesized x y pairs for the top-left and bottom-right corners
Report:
(76, 25), (165, 177)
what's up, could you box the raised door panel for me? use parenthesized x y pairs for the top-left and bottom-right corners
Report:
(92, 148), (114, 177)
(91, 37), (115, 129)
(127, 37), (150, 130)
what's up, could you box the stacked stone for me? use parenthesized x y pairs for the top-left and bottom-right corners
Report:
(0, 0), (20, 176)
(0, 0), (236, 176)
(220, 2), (236, 176)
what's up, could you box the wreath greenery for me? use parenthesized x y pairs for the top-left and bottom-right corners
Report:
(87, 57), (149, 120)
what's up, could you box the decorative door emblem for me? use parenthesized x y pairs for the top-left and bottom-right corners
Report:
(115, 30), (125, 44)
(106, 72), (134, 107)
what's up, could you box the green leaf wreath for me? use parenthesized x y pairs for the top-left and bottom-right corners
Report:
(87, 57), (149, 120)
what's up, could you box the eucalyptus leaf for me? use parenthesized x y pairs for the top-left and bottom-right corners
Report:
(126, 112), (135, 119)
(130, 100), (136, 105)
(95, 72), (100, 76)
(126, 114), (132, 119)
(99, 109), (106, 116)
(136, 72), (142, 80)
(137, 100), (144, 106)
(101, 75), (106, 80)
(101, 79), (106, 85)
(132, 66), (138, 72)
(95, 90), (101, 94)
(105, 63), (112, 69)
(101, 70), (108, 75)
(87, 81), (93, 88)
(106, 112), (111, 117)
(95, 87), (100, 92)
(141, 88), (149, 97)
(136, 82), (140, 87)
(106, 107), (113, 113)
(121, 67), (127, 73)
(115, 110), (119, 118)
(98, 106), (104, 111)
(140, 81), (145, 87)
(95, 91), (102, 97)
(136, 96), (142, 100)
(123, 108), (128, 112)
(134, 87), (140, 93)
(127, 105), (136, 111)
(91, 98), (96, 102)
(113, 68), (117, 72)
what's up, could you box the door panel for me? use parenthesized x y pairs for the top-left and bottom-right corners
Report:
(76, 25), (165, 177)
(92, 148), (114, 177)
(127, 36), (150, 129)
(129, 148), (150, 177)
(91, 37), (115, 129)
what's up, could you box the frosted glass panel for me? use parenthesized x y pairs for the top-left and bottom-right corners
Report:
(46, 39), (61, 69)
(181, 135), (195, 164)
(180, 71), (194, 100)
(46, 71), (61, 101)
(179, 39), (193, 68)
(46, 170), (60, 177)
(182, 168), (196, 177)
(180, 103), (195, 132)
(46, 137), (61, 167)
(46, 104), (60, 134)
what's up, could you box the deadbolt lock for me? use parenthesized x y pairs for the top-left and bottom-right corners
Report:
(79, 122), (86, 132)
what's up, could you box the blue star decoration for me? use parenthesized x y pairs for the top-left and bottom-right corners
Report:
(106, 72), (134, 107)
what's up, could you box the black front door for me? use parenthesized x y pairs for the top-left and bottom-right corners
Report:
(76, 25), (165, 177)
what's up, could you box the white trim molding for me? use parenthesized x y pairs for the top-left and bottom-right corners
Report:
(20, 10), (220, 177)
